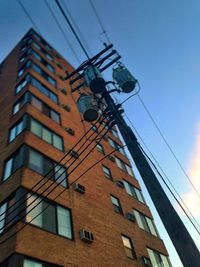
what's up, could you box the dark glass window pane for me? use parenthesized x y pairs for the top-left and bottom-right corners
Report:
(3, 158), (13, 181)
(13, 146), (25, 171)
(43, 202), (56, 233)
(43, 158), (54, 179)
(31, 96), (42, 111)
(50, 92), (58, 103)
(30, 119), (42, 138)
(53, 134), (63, 151)
(43, 104), (50, 116)
(28, 149), (43, 174)
(50, 110), (60, 123)
(54, 165), (67, 187)
(42, 128), (52, 144)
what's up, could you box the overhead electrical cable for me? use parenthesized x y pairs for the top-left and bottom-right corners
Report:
(137, 94), (200, 201)
(55, 0), (90, 60)
(0, 115), (107, 221)
(44, 0), (81, 64)
(124, 112), (200, 234)
(0, 117), (109, 226)
(139, 144), (200, 236)
(61, 0), (93, 57)
(88, 0), (111, 44)
(0, 121), (111, 235)
(17, 0), (41, 34)
(0, 122), (118, 244)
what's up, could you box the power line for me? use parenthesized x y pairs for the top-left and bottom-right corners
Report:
(0, 122), (115, 244)
(137, 94), (200, 201)
(139, 144), (200, 236)
(17, 0), (41, 34)
(0, 117), (108, 227)
(44, 0), (81, 64)
(88, 0), (111, 44)
(124, 113), (200, 234)
(0, 115), (106, 220)
(55, 0), (90, 60)
(0, 121), (110, 235)
(61, 0), (93, 57)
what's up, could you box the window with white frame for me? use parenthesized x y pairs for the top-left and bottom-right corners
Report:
(108, 137), (126, 155)
(123, 180), (145, 203)
(110, 195), (123, 214)
(121, 235), (137, 260)
(147, 248), (172, 267)
(102, 165), (113, 180)
(26, 193), (72, 239)
(133, 210), (158, 236)
(115, 157), (134, 177)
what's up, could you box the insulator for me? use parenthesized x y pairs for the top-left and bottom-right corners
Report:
(84, 66), (106, 94)
(112, 66), (137, 93)
(76, 94), (99, 122)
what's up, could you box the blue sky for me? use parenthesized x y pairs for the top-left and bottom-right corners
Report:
(1, 1), (200, 266)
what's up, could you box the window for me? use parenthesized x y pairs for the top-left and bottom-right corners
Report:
(31, 41), (53, 61)
(123, 180), (145, 203)
(133, 210), (158, 236)
(12, 92), (60, 123)
(91, 124), (98, 132)
(110, 195), (123, 214)
(121, 235), (137, 260)
(111, 127), (119, 138)
(31, 76), (58, 103)
(17, 61), (31, 77)
(115, 157), (134, 177)
(28, 148), (67, 187)
(24, 259), (42, 267)
(12, 92), (29, 114)
(108, 137), (126, 156)
(102, 165), (112, 180)
(26, 193), (72, 239)
(2, 146), (67, 186)
(32, 62), (56, 86)
(96, 143), (104, 154)
(31, 50), (55, 73)
(2, 146), (25, 181)
(15, 75), (30, 94)
(30, 118), (63, 151)
(0, 203), (7, 233)
(147, 248), (172, 267)
(9, 116), (27, 142)
(0, 253), (61, 267)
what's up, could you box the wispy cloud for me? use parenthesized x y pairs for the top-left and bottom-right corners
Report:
(180, 124), (200, 217)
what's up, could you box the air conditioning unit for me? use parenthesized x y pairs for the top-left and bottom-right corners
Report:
(60, 88), (67, 94)
(115, 180), (124, 188)
(62, 104), (71, 112)
(80, 229), (94, 243)
(125, 212), (136, 222)
(73, 183), (85, 194)
(65, 127), (75, 136)
(70, 150), (79, 159)
(141, 256), (152, 266)
(108, 155), (115, 162)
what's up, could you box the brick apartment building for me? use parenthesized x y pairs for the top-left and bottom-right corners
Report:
(0, 29), (172, 267)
